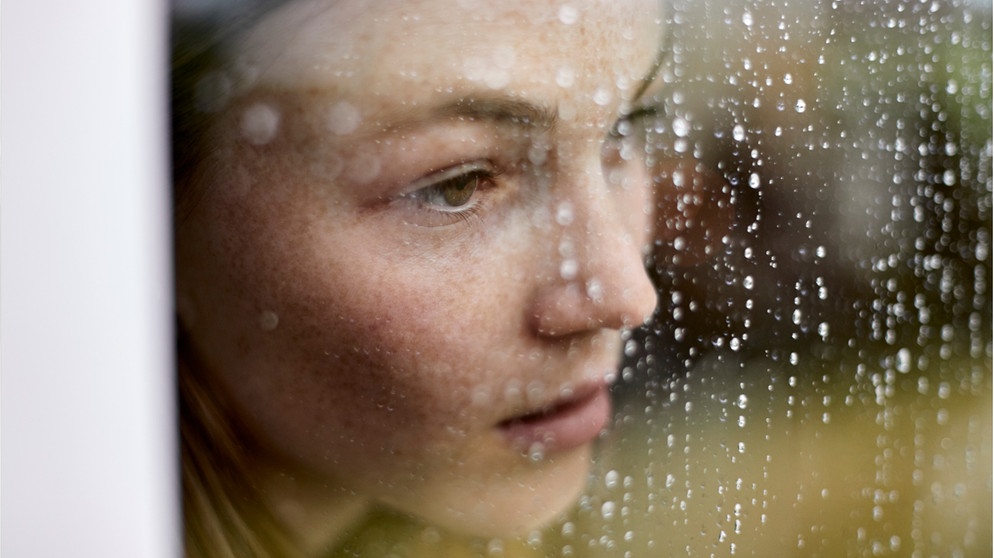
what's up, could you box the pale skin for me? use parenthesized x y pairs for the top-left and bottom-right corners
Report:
(176, 0), (664, 553)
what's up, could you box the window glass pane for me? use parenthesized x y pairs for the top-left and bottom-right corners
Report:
(172, 1), (991, 556)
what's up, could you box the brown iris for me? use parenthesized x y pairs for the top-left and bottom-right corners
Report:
(434, 173), (479, 208)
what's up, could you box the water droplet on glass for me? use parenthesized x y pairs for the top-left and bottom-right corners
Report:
(600, 500), (616, 520)
(605, 469), (619, 489)
(593, 87), (612, 106)
(327, 101), (361, 135)
(585, 278), (603, 302)
(555, 201), (574, 226)
(896, 348), (912, 373)
(240, 103), (280, 145)
(527, 442), (546, 462)
(560, 259), (579, 280)
(259, 310), (279, 332)
(526, 380), (545, 406)
(346, 150), (382, 183)
(736, 394), (748, 409)
(555, 66), (575, 88)
(557, 4), (579, 25)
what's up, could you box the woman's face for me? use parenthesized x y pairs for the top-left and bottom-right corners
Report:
(177, 0), (662, 537)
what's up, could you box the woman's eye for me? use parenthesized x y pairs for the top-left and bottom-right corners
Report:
(421, 172), (483, 210)
(397, 162), (501, 227)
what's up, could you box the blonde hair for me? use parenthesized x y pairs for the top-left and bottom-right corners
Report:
(179, 335), (304, 557)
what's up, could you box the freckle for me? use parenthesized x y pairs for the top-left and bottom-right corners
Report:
(240, 103), (281, 145)
(259, 310), (279, 332)
(227, 163), (254, 197)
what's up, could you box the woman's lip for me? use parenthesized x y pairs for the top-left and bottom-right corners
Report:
(497, 385), (611, 454)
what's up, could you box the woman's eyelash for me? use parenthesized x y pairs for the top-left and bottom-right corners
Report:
(399, 161), (504, 227)
(610, 105), (660, 138)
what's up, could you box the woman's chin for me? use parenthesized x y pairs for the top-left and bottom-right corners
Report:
(382, 443), (594, 539)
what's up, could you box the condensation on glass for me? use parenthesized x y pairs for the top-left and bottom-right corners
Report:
(175, 0), (991, 556)
(592, 1), (991, 557)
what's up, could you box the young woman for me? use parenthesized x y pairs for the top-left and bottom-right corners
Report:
(172, 0), (666, 555)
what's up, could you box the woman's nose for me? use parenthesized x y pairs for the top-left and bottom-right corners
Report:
(529, 186), (659, 338)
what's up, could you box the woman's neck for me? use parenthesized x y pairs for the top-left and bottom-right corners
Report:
(256, 460), (374, 556)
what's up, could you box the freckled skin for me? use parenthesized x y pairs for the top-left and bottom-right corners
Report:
(176, 0), (662, 547)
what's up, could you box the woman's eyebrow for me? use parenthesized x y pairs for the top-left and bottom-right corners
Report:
(362, 93), (559, 136)
(434, 95), (560, 131)
(629, 34), (672, 105)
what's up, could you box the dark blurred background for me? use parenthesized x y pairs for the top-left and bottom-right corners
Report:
(603, 1), (991, 556)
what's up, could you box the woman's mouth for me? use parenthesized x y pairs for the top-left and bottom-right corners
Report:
(497, 384), (611, 455)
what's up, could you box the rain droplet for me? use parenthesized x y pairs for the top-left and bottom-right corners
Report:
(555, 66), (576, 88)
(346, 150), (382, 183)
(896, 348), (912, 373)
(528, 442), (546, 462)
(817, 322), (830, 338)
(605, 469), (619, 489)
(528, 143), (550, 166)
(593, 87), (612, 106)
(600, 501), (616, 520)
(240, 103), (280, 145)
(557, 4), (579, 25)
(555, 201), (574, 225)
(585, 279), (603, 302)
(732, 124), (746, 141)
(794, 99), (807, 113)
(526, 380), (545, 406)
(327, 101), (361, 135)
(560, 259), (579, 280)
(259, 310), (279, 331)
(736, 394), (748, 409)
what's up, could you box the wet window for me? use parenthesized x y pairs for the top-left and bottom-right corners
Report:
(171, 1), (990, 556)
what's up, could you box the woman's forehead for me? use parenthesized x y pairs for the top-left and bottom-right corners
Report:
(231, 0), (664, 95)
